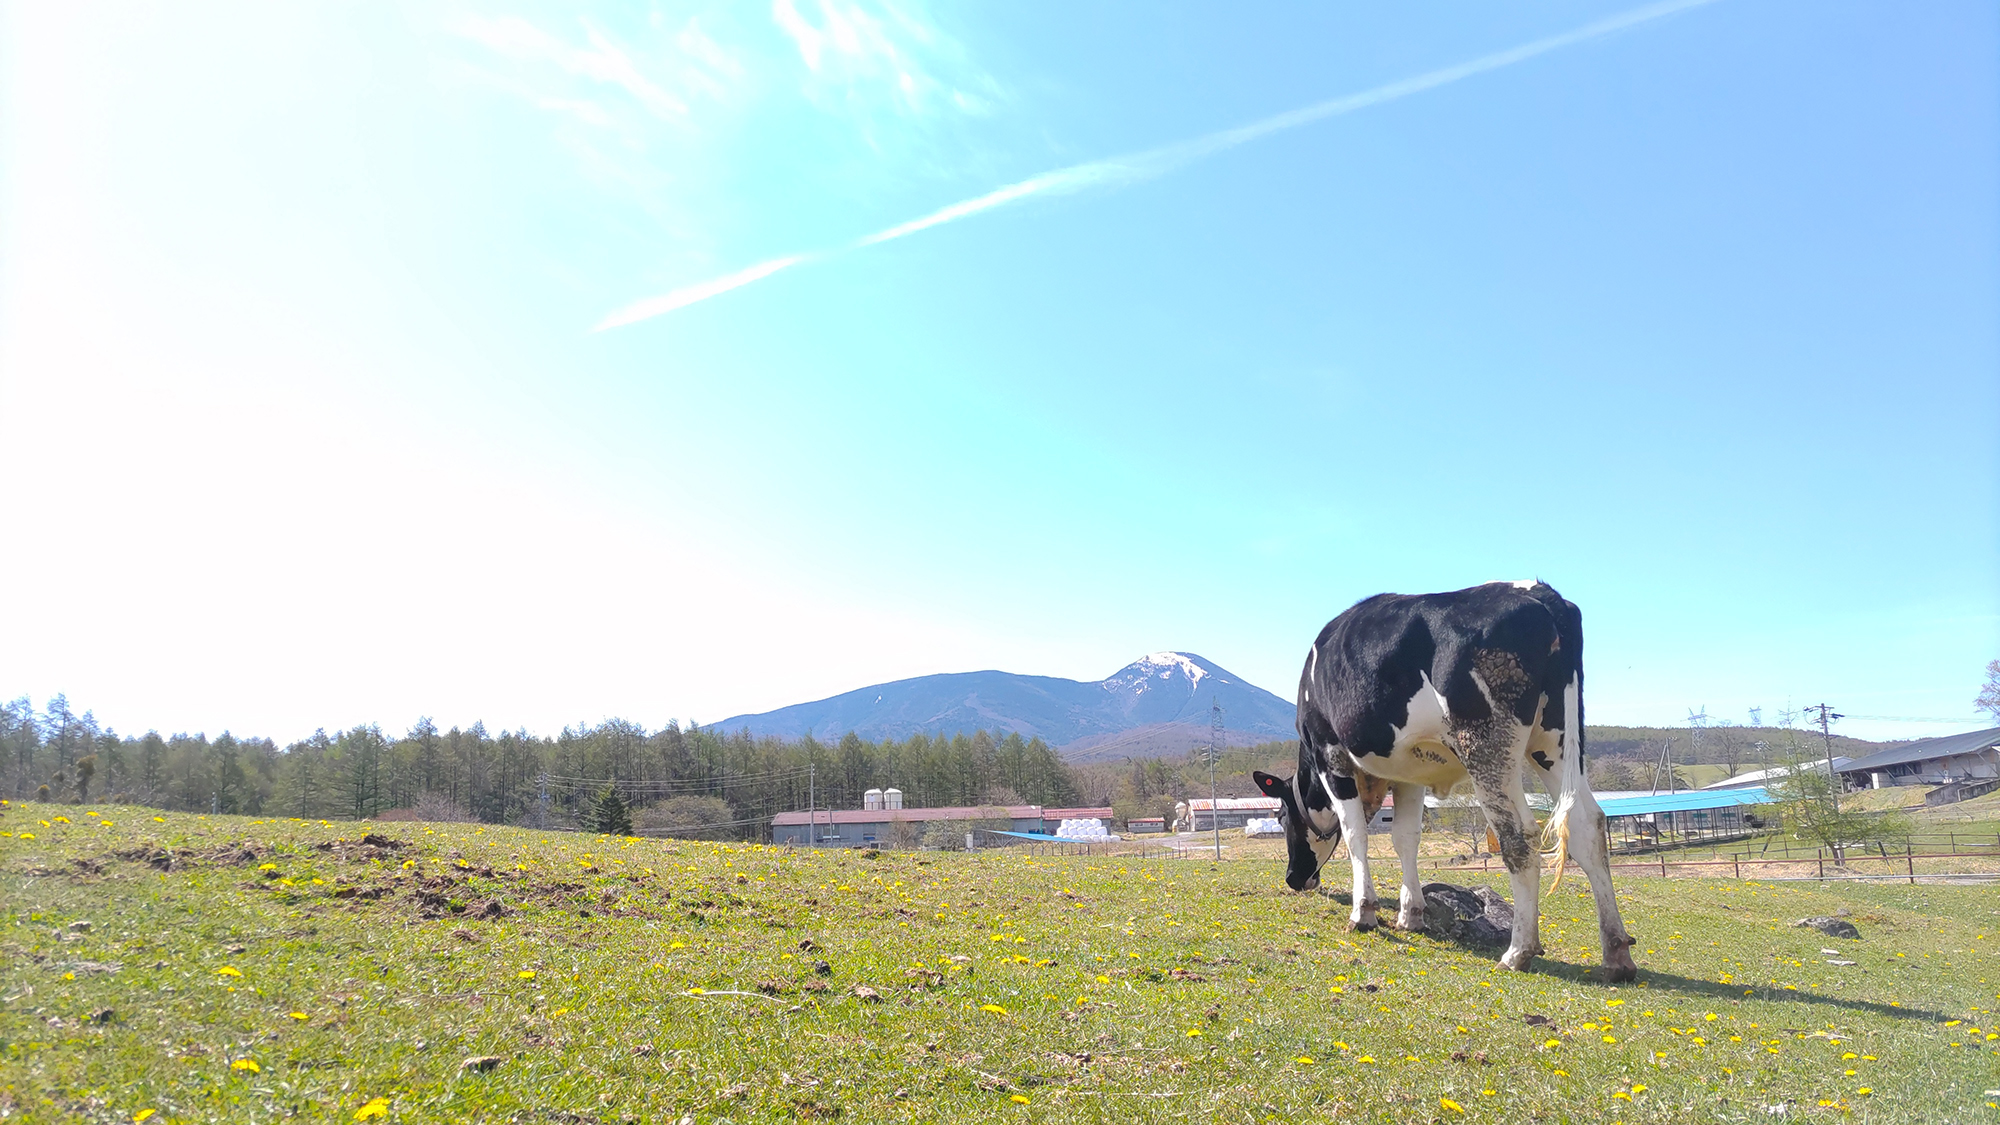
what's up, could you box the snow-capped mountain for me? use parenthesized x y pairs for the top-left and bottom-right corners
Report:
(708, 652), (1297, 758)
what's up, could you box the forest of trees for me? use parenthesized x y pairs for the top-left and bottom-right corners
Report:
(4, 691), (1910, 841)
(0, 695), (1087, 840)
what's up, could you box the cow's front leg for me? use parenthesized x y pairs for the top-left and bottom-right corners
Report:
(1389, 782), (1427, 931)
(1331, 777), (1378, 931)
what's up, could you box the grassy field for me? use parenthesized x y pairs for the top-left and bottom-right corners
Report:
(3, 800), (1998, 1124)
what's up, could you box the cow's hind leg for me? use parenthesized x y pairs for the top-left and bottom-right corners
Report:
(1466, 739), (1543, 972)
(1389, 781), (1427, 931)
(1528, 754), (1637, 982)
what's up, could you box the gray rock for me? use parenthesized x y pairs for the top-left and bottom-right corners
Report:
(1794, 916), (1860, 940)
(1471, 886), (1514, 930)
(1416, 882), (1513, 947)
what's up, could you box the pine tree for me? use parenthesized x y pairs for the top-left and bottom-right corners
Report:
(593, 786), (632, 836)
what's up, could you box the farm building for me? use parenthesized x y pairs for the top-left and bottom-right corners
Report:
(1595, 787), (1773, 849)
(1702, 758), (1856, 792)
(770, 803), (1114, 847)
(1180, 797), (1281, 833)
(1126, 817), (1167, 834)
(1837, 726), (2000, 799)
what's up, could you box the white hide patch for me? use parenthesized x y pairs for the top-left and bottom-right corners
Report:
(1391, 671), (1452, 744)
(1371, 673), (1466, 789)
(1508, 579), (1538, 590)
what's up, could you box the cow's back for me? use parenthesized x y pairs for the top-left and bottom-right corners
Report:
(1302, 582), (1581, 758)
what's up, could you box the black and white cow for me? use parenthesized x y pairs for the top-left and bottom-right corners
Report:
(1253, 581), (1637, 981)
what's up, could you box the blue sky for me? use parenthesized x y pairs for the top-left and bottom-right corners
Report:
(2, 0), (1994, 744)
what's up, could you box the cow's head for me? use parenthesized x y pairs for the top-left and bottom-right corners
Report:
(1253, 769), (1341, 892)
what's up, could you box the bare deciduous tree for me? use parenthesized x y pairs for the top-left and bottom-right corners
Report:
(1977, 658), (2000, 723)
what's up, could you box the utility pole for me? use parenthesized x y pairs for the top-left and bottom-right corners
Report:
(1208, 698), (1224, 861)
(1805, 703), (1844, 813)
(808, 761), (816, 847)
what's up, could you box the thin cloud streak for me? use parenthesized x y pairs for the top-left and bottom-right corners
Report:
(598, 0), (1722, 330)
(594, 255), (809, 330)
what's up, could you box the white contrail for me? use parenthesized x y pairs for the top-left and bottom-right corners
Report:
(595, 255), (809, 331)
(595, 0), (1721, 331)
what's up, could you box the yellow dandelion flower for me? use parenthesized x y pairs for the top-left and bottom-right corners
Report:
(1601, 1035), (1617, 1044)
(1553, 1069), (1569, 1077)
(1186, 1029), (1202, 1038)
(153, 816), (165, 822)
(18, 833), (32, 840)
(1632, 1084), (1646, 1094)
(289, 1011), (308, 1020)
(218, 966), (242, 977)
(1357, 1055), (1375, 1064)
(981, 1004), (1009, 1015)
(1296, 1056), (1315, 1065)
(135, 1111), (156, 1122)
(354, 1096), (392, 1120)
(1010, 1094), (1030, 1105)
(1441, 1097), (1464, 1113)
(1857, 1088), (1872, 1096)
(231, 1058), (260, 1072)
(517, 970), (536, 980)
(1095, 975), (1110, 984)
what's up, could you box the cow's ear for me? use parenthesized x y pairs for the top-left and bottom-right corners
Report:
(1252, 770), (1286, 798)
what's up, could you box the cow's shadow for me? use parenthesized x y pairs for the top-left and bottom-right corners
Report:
(1317, 890), (1943, 1024)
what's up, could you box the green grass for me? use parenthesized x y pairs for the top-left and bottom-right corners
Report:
(4, 800), (1999, 1124)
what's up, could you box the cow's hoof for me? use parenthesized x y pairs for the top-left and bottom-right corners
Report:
(1497, 948), (1535, 972)
(1395, 910), (1426, 933)
(1602, 957), (1639, 984)
(1347, 917), (1377, 934)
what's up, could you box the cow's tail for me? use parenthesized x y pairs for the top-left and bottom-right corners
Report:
(1542, 670), (1584, 892)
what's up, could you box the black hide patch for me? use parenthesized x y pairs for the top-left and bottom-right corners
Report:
(1297, 582), (1586, 766)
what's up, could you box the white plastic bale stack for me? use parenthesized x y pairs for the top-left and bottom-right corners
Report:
(863, 788), (884, 812)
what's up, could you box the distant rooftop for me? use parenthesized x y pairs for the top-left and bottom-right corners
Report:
(1840, 727), (2000, 773)
(1599, 787), (1771, 817)
(1701, 759), (1856, 790)
(771, 804), (1111, 827)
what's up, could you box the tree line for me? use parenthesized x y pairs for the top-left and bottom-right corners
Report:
(0, 695), (1086, 839)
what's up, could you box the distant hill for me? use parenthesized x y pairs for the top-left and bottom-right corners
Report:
(710, 652), (1298, 755)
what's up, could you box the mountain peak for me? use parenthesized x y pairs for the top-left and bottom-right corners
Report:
(711, 650), (1293, 756)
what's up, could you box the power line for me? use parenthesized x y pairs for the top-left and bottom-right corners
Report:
(1841, 714), (1984, 724)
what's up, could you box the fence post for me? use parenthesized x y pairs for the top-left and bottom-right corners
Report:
(1816, 850), (1824, 880)
(1661, 854), (1668, 878)
(1733, 854), (1740, 880)
(1907, 843), (1915, 885)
